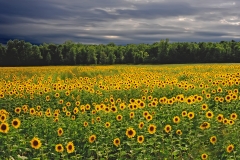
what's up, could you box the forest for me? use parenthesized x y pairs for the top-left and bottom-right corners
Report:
(0, 39), (240, 66)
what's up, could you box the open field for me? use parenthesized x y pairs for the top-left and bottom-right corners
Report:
(0, 64), (240, 159)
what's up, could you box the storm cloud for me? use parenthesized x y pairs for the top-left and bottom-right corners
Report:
(0, 0), (240, 45)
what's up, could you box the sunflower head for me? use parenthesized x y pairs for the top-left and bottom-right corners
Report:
(113, 138), (120, 147)
(176, 129), (182, 135)
(201, 104), (208, 110)
(30, 137), (42, 149)
(210, 136), (217, 144)
(12, 118), (21, 129)
(173, 116), (180, 124)
(138, 122), (144, 129)
(126, 127), (136, 138)
(0, 122), (9, 133)
(226, 144), (234, 153)
(216, 114), (223, 122)
(148, 124), (156, 134)
(116, 115), (122, 121)
(188, 112), (195, 119)
(89, 135), (96, 143)
(105, 122), (111, 128)
(201, 153), (208, 160)
(66, 142), (75, 153)
(58, 128), (63, 136)
(230, 113), (237, 120)
(206, 111), (214, 119)
(137, 135), (144, 143)
(55, 144), (64, 153)
(164, 125), (172, 133)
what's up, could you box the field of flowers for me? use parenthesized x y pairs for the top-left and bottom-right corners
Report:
(0, 64), (240, 159)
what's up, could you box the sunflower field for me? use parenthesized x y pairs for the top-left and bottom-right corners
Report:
(0, 64), (240, 159)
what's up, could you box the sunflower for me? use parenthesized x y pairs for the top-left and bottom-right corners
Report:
(164, 124), (172, 133)
(66, 111), (71, 117)
(230, 113), (237, 120)
(46, 95), (50, 101)
(137, 135), (144, 143)
(206, 111), (214, 119)
(12, 118), (21, 129)
(105, 122), (111, 128)
(62, 106), (67, 112)
(113, 138), (120, 147)
(59, 99), (64, 104)
(58, 128), (63, 136)
(130, 112), (135, 119)
(83, 121), (88, 127)
(111, 106), (117, 113)
(73, 107), (79, 114)
(223, 118), (229, 124)
(55, 144), (64, 153)
(228, 120), (234, 125)
(148, 124), (156, 134)
(71, 115), (75, 120)
(139, 102), (145, 108)
(226, 144), (234, 153)
(146, 114), (153, 122)
(66, 102), (71, 107)
(173, 116), (180, 124)
(201, 153), (208, 160)
(138, 122), (144, 129)
(0, 122), (9, 133)
(201, 104), (208, 110)
(216, 114), (223, 122)
(116, 115), (123, 121)
(126, 127), (136, 138)
(75, 101), (80, 106)
(14, 107), (21, 114)
(29, 108), (36, 115)
(200, 122), (210, 130)
(66, 141), (75, 153)
(30, 137), (42, 149)
(182, 111), (187, 117)
(89, 134), (96, 143)
(209, 136), (217, 145)
(55, 93), (60, 98)
(0, 114), (7, 122)
(143, 111), (149, 117)
(188, 112), (194, 120)
(225, 95), (231, 102)
(96, 116), (101, 122)
(176, 129), (182, 135)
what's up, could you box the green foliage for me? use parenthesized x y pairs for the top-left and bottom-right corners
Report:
(1, 39), (240, 66)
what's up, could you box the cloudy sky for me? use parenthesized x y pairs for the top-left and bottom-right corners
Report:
(0, 0), (240, 45)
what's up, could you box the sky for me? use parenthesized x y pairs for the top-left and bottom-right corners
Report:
(0, 0), (240, 45)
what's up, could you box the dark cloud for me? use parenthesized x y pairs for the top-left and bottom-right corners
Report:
(0, 0), (240, 45)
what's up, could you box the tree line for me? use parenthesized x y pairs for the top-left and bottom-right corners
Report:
(0, 39), (240, 66)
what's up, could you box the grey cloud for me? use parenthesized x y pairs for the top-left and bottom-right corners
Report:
(0, 0), (240, 45)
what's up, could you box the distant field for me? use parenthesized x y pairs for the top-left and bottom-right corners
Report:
(0, 64), (240, 159)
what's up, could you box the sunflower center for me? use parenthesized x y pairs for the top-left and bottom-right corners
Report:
(58, 146), (62, 150)
(13, 121), (18, 125)
(1, 124), (6, 130)
(150, 127), (154, 131)
(68, 145), (72, 150)
(128, 130), (133, 135)
(33, 140), (39, 146)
